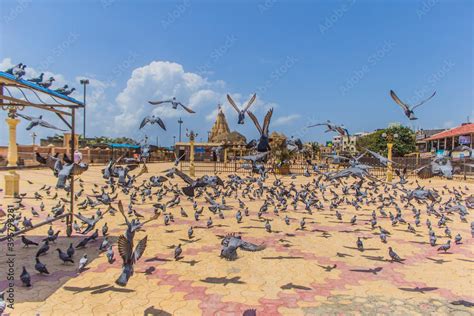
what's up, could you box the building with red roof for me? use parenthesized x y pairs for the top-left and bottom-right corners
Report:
(424, 122), (473, 152)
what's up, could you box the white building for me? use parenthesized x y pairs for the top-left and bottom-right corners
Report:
(332, 132), (369, 154)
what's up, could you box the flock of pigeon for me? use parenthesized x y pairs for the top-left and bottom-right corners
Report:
(1, 147), (473, 299)
(5, 63), (75, 96)
(1, 61), (473, 314)
(3, 63), (76, 132)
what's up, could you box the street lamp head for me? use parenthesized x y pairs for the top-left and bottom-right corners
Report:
(80, 79), (90, 85)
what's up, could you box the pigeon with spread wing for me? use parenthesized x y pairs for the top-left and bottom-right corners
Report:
(139, 115), (166, 130)
(17, 113), (66, 131)
(390, 90), (436, 120)
(220, 233), (266, 261)
(226, 93), (257, 124)
(247, 108), (273, 153)
(148, 97), (195, 113)
(115, 201), (148, 287)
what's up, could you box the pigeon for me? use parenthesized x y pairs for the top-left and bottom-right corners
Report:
(38, 76), (55, 88)
(78, 254), (88, 271)
(56, 248), (74, 264)
(67, 243), (75, 258)
(226, 93), (257, 124)
(115, 201), (148, 286)
(54, 85), (69, 94)
(35, 257), (50, 274)
(389, 90), (436, 120)
(20, 266), (31, 287)
(247, 108), (273, 152)
(437, 240), (451, 253)
(102, 223), (108, 236)
(22, 235), (39, 247)
(0, 292), (5, 314)
(308, 120), (349, 136)
(27, 72), (44, 84)
(148, 97), (195, 113)
(75, 237), (90, 249)
(220, 234), (266, 261)
(61, 87), (76, 96)
(99, 237), (110, 251)
(8, 63), (27, 79)
(357, 237), (364, 251)
(139, 115), (166, 130)
(388, 247), (402, 262)
(265, 220), (272, 233)
(174, 244), (182, 260)
(36, 241), (50, 257)
(106, 245), (115, 263)
(16, 113), (66, 131)
(5, 63), (22, 76)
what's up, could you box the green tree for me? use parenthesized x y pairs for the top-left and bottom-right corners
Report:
(356, 125), (415, 157)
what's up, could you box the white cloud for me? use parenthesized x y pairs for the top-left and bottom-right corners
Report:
(111, 61), (227, 134)
(273, 114), (301, 126)
(0, 57), (279, 145)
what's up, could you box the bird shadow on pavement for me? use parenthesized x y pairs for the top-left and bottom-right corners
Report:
(398, 286), (438, 294)
(64, 284), (135, 295)
(200, 276), (245, 286)
(262, 256), (304, 260)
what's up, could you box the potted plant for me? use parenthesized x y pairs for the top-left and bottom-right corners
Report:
(272, 146), (294, 175)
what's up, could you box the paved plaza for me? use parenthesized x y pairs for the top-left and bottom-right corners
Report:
(0, 163), (473, 315)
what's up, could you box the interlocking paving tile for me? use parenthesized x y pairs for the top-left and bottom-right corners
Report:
(0, 163), (473, 315)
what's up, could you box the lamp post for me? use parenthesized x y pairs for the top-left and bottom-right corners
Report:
(186, 129), (198, 177)
(80, 79), (89, 146)
(178, 118), (183, 142)
(30, 132), (37, 146)
(382, 131), (398, 182)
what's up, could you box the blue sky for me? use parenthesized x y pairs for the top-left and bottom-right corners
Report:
(0, 0), (472, 146)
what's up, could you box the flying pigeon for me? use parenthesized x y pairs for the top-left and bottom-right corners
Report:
(226, 93), (257, 124)
(16, 113), (66, 131)
(148, 97), (195, 113)
(247, 108), (273, 152)
(308, 120), (349, 136)
(139, 115), (166, 130)
(389, 90), (436, 120)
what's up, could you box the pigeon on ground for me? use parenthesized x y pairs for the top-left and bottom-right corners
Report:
(78, 254), (88, 271)
(22, 235), (39, 247)
(388, 247), (402, 262)
(35, 257), (50, 274)
(437, 240), (451, 253)
(20, 266), (31, 287)
(220, 234), (265, 261)
(56, 248), (74, 264)
(175, 244), (182, 260)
